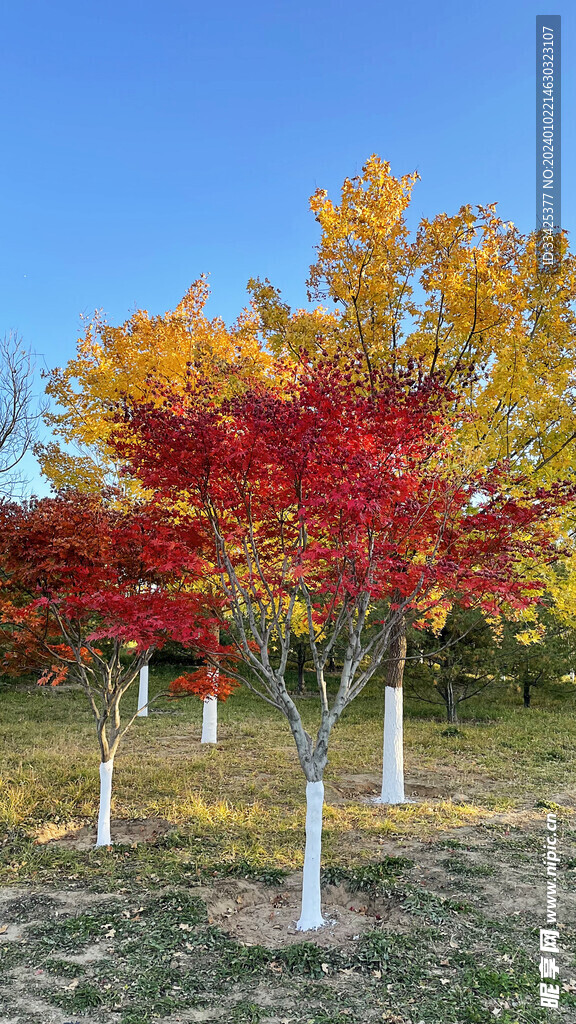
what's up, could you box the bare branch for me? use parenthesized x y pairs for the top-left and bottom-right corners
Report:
(0, 333), (46, 498)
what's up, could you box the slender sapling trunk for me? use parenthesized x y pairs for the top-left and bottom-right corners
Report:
(96, 758), (114, 846)
(377, 609), (406, 804)
(201, 692), (218, 743)
(202, 624), (220, 743)
(137, 664), (149, 717)
(296, 779), (326, 931)
(446, 678), (458, 723)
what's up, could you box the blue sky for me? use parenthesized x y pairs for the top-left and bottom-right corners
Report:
(0, 0), (573, 489)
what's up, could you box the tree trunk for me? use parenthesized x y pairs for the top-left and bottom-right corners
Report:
(377, 609), (406, 804)
(523, 679), (531, 708)
(297, 644), (306, 694)
(296, 780), (325, 931)
(137, 665), (149, 717)
(201, 624), (220, 743)
(96, 758), (114, 846)
(446, 679), (458, 723)
(201, 692), (218, 743)
(328, 655), (335, 672)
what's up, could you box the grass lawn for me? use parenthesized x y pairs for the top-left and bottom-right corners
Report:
(1, 666), (575, 1023)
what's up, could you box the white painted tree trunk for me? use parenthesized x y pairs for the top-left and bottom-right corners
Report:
(201, 694), (218, 744)
(296, 780), (325, 931)
(137, 665), (149, 717)
(376, 685), (405, 804)
(96, 758), (114, 846)
(201, 639), (219, 743)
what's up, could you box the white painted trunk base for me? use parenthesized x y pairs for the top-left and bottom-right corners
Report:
(96, 758), (114, 846)
(297, 780), (325, 931)
(201, 694), (218, 744)
(376, 686), (405, 804)
(137, 665), (149, 717)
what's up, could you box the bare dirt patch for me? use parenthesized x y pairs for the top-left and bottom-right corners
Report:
(325, 770), (491, 804)
(199, 871), (411, 948)
(549, 788), (576, 808)
(40, 816), (174, 850)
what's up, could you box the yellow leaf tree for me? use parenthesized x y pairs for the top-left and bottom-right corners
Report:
(248, 155), (576, 802)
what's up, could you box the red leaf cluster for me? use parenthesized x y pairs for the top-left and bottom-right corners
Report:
(113, 361), (574, 623)
(0, 491), (218, 679)
(169, 666), (239, 701)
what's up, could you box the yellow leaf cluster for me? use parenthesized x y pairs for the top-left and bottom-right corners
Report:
(250, 155), (576, 483)
(40, 277), (271, 491)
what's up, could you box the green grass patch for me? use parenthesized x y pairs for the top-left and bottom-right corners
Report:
(1, 667), (576, 1021)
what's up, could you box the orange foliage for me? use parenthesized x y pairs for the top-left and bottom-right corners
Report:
(169, 666), (239, 702)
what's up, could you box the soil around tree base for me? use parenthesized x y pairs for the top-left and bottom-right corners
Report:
(33, 817), (174, 849)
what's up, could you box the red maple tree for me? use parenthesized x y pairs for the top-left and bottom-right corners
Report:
(114, 360), (574, 926)
(0, 490), (224, 845)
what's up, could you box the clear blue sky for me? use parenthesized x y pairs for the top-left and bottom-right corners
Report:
(0, 0), (573, 489)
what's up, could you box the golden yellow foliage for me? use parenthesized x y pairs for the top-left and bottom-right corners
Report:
(40, 277), (271, 490)
(251, 155), (576, 482)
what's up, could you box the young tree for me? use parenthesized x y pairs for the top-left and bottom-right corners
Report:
(0, 491), (217, 846)
(404, 609), (499, 723)
(170, 664), (239, 742)
(199, 620), (223, 743)
(403, 599), (576, 718)
(114, 361), (570, 929)
(487, 609), (576, 709)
